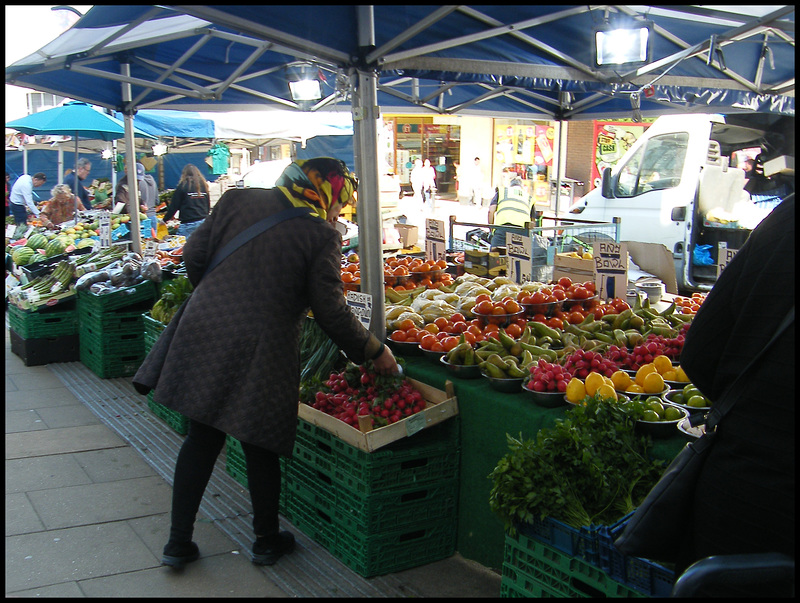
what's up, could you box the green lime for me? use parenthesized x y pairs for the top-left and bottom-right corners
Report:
(687, 395), (708, 408)
(646, 400), (665, 417)
(642, 410), (661, 422)
(683, 386), (698, 399)
(671, 391), (685, 405)
(645, 396), (662, 405)
(664, 406), (683, 421)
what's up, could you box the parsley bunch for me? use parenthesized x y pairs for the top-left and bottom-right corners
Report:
(488, 394), (666, 531)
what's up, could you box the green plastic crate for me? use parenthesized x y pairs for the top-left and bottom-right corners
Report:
(283, 455), (337, 510)
(79, 325), (145, 356)
(295, 417), (460, 495)
(142, 313), (166, 352)
(147, 391), (189, 435)
(501, 532), (643, 598)
(77, 280), (157, 313)
(7, 303), (78, 339)
(282, 489), (338, 552)
(79, 342), (144, 379)
(332, 514), (457, 578)
(78, 302), (150, 335)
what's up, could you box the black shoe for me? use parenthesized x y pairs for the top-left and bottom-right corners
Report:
(161, 541), (200, 569)
(252, 531), (295, 566)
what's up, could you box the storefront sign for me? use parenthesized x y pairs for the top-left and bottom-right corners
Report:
(717, 242), (738, 276)
(593, 241), (628, 300)
(346, 290), (372, 329)
(425, 218), (447, 262)
(506, 232), (532, 284)
(590, 121), (651, 190)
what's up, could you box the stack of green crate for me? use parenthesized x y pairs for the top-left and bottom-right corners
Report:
(286, 416), (460, 577)
(77, 281), (157, 378)
(7, 301), (80, 366)
(141, 313), (190, 435)
(501, 531), (644, 598)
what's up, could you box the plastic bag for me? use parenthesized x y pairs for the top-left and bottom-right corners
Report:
(692, 244), (714, 266)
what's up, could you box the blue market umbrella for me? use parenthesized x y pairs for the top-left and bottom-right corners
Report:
(6, 101), (156, 219)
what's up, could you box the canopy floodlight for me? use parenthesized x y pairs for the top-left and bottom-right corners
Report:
(594, 20), (653, 68)
(286, 62), (324, 107)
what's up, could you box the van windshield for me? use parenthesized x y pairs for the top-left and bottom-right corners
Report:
(615, 132), (689, 197)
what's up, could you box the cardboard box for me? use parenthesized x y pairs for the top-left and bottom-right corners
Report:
(395, 224), (419, 247)
(297, 379), (458, 453)
(623, 241), (678, 294)
(553, 252), (594, 283)
(464, 249), (506, 276)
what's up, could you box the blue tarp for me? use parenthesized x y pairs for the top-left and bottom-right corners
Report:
(112, 110), (216, 139)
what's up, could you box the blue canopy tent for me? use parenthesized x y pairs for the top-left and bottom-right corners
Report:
(6, 5), (794, 319)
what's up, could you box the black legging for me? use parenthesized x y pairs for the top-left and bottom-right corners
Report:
(168, 419), (282, 544)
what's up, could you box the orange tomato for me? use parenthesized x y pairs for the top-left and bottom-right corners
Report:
(424, 323), (440, 334)
(390, 330), (407, 342)
(397, 318), (416, 331)
(341, 271), (354, 283)
(433, 317), (450, 330)
(475, 300), (494, 315)
(504, 299), (522, 314)
(435, 259), (448, 269)
(462, 331), (477, 345)
(451, 313), (466, 323)
(547, 317), (565, 330)
(491, 305), (507, 315)
(441, 336), (459, 352)
(475, 293), (491, 304)
(567, 311), (585, 324)
(430, 341), (445, 352)
(505, 323), (523, 338)
(531, 313), (547, 323)
(420, 334), (437, 350)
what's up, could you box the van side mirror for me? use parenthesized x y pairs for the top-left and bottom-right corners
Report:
(601, 167), (613, 198)
(671, 206), (687, 221)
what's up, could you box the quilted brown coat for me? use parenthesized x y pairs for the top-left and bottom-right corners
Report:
(134, 187), (379, 455)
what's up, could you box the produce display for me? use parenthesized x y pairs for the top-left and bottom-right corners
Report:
(489, 393), (666, 530)
(149, 276), (193, 325)
(300, 360), (429, 429)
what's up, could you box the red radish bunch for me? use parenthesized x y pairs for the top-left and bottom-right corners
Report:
(562, 349), (617, 379)
(526, 359), (570, 393)
(311, 364), (426, 427)
(604, 344), (631, 369)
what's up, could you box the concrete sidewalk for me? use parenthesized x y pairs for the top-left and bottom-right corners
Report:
(5, 315), (501, 598)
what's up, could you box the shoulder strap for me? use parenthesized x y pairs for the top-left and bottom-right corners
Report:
(202, 206), (314, 279)
(704, 305), (794, 430)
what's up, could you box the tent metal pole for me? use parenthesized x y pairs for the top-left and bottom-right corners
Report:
(121, 63), (143, 255)
(352, 4), (385, 340)
(74, 133), (80, 222)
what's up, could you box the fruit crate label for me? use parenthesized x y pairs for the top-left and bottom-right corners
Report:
(346, 291), (372, 329)
(506, 232), (532, 285)
(593, 241), (626, 301)
(425, 218), (446, 263)
(404, 411), (427, 436)
(99, 214), (111, 248)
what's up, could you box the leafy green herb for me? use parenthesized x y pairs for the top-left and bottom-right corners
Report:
(488, 394), (665, 531)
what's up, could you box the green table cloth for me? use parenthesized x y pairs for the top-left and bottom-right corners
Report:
(403, 355), (686, 571)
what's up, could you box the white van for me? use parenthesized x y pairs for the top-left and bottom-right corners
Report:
(569, 113), (794, 292)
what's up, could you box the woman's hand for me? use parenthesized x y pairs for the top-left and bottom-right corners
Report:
(371, 345), (400, 376)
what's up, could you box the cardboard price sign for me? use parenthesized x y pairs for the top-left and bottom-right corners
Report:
(346, 290), (373, 329)
(425, 218), (447, 262)
(593, 241), (628, 300)
(717, 242), (738, 276)
(506, 232), (532, 284)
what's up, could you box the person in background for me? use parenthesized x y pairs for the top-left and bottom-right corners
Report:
(5, 172), (11, 217)
(63, 158), (92, 209)
(677, 194), (794, 577)
(409, 158), (426, 207)
(163, 164), (211, 239)
(487, 176), (535, 249)
(134, 157), (399, 570)
(115, 162), (158, 221)
(422, 158), (437, 211)
(40, 184), (87, 230)
(9, 172), (47, 225)
(464, 157), (485, 206)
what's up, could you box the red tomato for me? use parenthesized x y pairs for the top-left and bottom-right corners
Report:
(583, 281), (597, 294)
(558, 277), (573, 289)
(546, 317), (564, 330)
(567, 311), (585, 324)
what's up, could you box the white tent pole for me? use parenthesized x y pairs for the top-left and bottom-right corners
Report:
(57, 147), (64, 185)
(74, 133), (80, 222)
(121, 63), (142, 255)
(353, 4), (385, 340)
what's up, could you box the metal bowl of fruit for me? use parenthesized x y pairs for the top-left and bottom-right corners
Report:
(523, 384), (568, 407)
(677, 416), (706, 440)
(635, 399), (689, 438)
(520, 299), (563, 318)
(481, 370), (524, 393)
(386, 337), (423, 356)
(662, 387), (712, 414)
(472, 308), (525, 328)
(419, 344), (446, 363)
(439, 355), (482, 379)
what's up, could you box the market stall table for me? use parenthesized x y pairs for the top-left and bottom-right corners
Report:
(403, 355), (686, 571)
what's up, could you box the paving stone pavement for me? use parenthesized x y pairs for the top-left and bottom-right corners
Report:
(5, 313), (501, 597)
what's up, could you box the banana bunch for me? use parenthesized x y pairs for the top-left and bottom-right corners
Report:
(385, 285), (427, 305)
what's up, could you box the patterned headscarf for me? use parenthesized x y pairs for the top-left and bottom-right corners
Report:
(275, 157), (358, 220)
